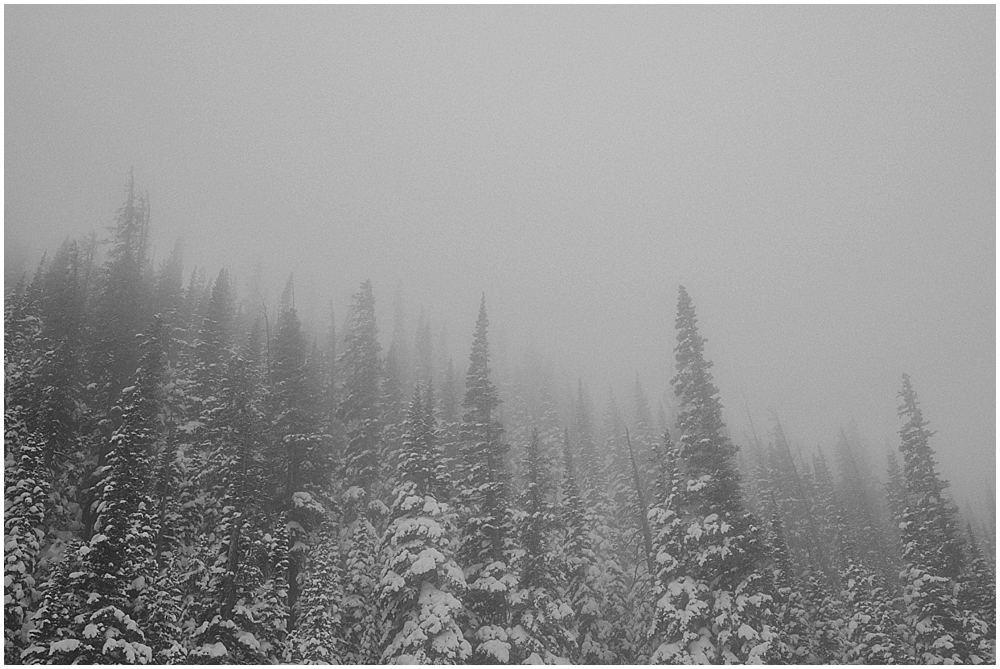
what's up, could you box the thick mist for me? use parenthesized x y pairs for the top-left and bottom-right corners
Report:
(6, 5), (994, 518)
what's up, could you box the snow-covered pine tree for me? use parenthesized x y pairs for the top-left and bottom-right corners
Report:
(90, 172), (152, 412)
(650, 285), (774, 664)
(456, 295), (518, 663)
(335, 280), (386, 663)
(509, 428), (573, 663)
(805, 451), (850, 661)
(268, 276), (330, 635)
(286, 513), (345, 664)
(896, 373), (977, 663)
(28, 316), (168, 664)
(338, 279), (383, 507)
(340, 510), (381, 664)
(764, 509), (816, 663)
(557, 428), (615, 664)
(958, 524), (996, 658)
(377, 385), (471, 664)
(4, 408), (50, 663)
(192, 268), (234, 412)
(841, 560), (910, 664)
(185, 353), (282, 663)
(824, 447), (909, 664)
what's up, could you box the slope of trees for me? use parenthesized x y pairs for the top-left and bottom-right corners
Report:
(3, 180), (994, 664)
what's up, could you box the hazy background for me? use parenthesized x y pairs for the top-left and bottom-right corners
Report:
(6, 6), (994, 517)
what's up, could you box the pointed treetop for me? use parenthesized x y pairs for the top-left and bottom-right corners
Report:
(463, 295), (498, 418)
(672, 284), (724, 439)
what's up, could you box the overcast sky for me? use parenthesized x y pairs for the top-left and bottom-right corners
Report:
(5, 6), (995, 515)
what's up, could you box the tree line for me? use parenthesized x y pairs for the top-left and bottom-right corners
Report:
(4, 177), (995, 664)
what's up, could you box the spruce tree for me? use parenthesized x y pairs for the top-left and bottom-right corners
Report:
(286, 515), (345, 664)
(29, 317), (168, 664)
(510, 428), (573, 663)
(896, 373), (974, 663)
(650, 285), (774, 663)
(456, 295), (516, 663)
(958, 526), (996, 655)
(557, 428), (614, 664)
(185, 354), (279, 663)
(90, 172), (152, 410)
(338, 280), (382, 506)
(4, 409), (50, 663)
(377, 386), (471, 663)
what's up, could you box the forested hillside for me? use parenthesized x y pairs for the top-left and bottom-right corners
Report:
(4, 180), (995, 664)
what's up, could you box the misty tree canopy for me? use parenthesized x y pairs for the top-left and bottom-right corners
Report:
(4, 179), (995, 664)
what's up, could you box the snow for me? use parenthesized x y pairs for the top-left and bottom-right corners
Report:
(49, 639), (81, 654)
(479, 639), (510, 663)
(177, 420), (202, 434)
(198, 642), (229, 658)
(236, 631), (260, 650)
(292, 491), (313, 507)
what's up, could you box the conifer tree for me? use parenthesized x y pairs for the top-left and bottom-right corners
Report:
(90, 173), (152, 410)
(151, 238), (185, 332)
(286, 515), (345, 664)
(29, 317), (168, 664)
(765, 510), (816, 663)
(268, 276), (329, 632)
(4, 409), (50, 663)
(456, 295), (517, 663)
(650, 285), (774, 664)
(338, 280), (383, 506)
(185, 354), (279, 663)
(958, 526), (996, 651)
(194, 268), (234, 394)
(557, 428), (614, 664)
(896, 373), (974, 663)
(510, 428), (573, 663)
(805, 452), (851, 661)
(377, 386), (471, 663)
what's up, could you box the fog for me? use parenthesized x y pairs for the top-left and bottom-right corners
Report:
(6, 6), (994, 517)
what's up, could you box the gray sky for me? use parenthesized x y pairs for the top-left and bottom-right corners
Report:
(6, 6), (995, 514)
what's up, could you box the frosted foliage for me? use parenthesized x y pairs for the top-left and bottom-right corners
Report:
(380, 482), (470, 664)
(6, 213), (994, 669)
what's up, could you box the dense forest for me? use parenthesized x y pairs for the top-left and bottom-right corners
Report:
(4, 178), (995, 665)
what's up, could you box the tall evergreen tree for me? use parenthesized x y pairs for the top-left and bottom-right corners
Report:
(377, 386), (471, 663)
(29, 317), (169, 663)
(511, 428), (573, 663)
(338, 280), (383, 506)
(4, 408), (50, 663)
(896, 374), (980, 663)
(650, 285), (774, 664)
(90, 172), (152, 410)
(557, 428), (615, 664)
(456, 295), (516, 663)
(268, 276), (329, 633)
